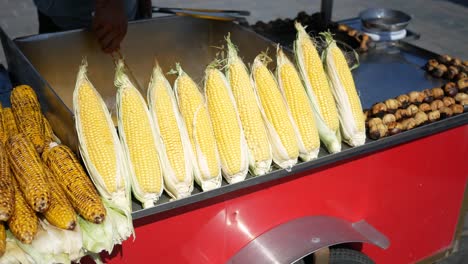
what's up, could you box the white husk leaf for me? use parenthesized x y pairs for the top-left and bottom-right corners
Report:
(225, 37), (273, 176)
(173, 65), (222, 191)
(294, 22), (342, 153)
(147, 64), (194, 199)
(14, 220), (84, 264)
(323, 35), (366, 147)
(203, 67), (249, 184)
(251, 56), (298, 169)
(276, 46), (320, 161)
(1, 232), (34, 264)
(79, 214), (114, 254)
(73, 59), (131, 211)
(115, 60), (164, 208)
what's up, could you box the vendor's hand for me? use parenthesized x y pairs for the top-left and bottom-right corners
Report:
(138, 0), (153, 19)
(92, 0), (128, 53)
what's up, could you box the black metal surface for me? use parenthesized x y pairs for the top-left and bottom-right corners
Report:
(1, 17), (466, 222)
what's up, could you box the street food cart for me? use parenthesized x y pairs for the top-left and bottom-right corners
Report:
(0, 3), (467, 264)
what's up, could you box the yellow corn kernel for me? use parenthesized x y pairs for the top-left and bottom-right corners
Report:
(6, 133), (50, 213)
(277, 48), (320, 161)
(252, 56), (299, 167)
(331, 45), (365, 132)
(151, 72), (187, 183)
(226, 41), (272, 175)
(295, 23), (339, 132)
(42, 143), (106, 224)
(2, 108), (18, 143)
(175, 69), (220, 182)
(7, 177), (38, 244)
(0, 143), (14, 221)
(205, 68), (247, 181)
(76, 80), (118, 194)
(120, 87), (163, 194)
(10, 85), (45, 153)
(42, 165), (77, 230)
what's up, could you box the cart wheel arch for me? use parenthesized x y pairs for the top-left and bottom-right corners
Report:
(227, 215), (390, 264)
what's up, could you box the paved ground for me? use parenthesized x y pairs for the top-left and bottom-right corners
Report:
(0, 0), (467, 263)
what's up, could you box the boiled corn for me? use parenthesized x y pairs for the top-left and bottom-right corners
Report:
(276, 47), (320, 161)
(73, 60), (129, 209)
(174, 64), (221, 191)
(204, 66), (248, 183)
(225, 36), (272, 176)
(10, 85), (45, 153)
(7, 177), (38, 244)
(42, 143), (106, 224)
(0, 143), (14, 221)
(295, 22), (341, 153)
(148, 63), (194, 199)
(115, 60), (163, 208)
(322, 32), (366, 146)
(252, 54), (299, 169)
(6, 133), (50, 213)
(42, 165), (77, 230)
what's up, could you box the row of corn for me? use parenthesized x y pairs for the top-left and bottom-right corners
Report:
(74, 22), (366, 208)
(0, 85), (132, 263)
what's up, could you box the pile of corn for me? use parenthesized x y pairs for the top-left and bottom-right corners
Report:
(0, 85), (107, 261)
(71, 24), (365, 208)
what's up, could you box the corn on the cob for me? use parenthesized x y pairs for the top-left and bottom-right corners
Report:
(322, 32), (366, 146)
(174, 64), (221, 191)
(42, 165), (77, 230)
(73, 60), (130, 210)
(42, 143), (106, 224)
(42, 114), (60, 145)
(0, 222), (5, 257)
(115, 60), (164, 208)
(252, 54), (299, 169)
(10, 85), (45, 153)
(0, 143), (14, 222)
(225, 37), (272, 176)
(295, 22), (341, 153)
(6, 133), (49, 213)
(7, 177), (38, 244)
(148, 63), (194, 199)
(2, 107), (18, 144)
(204, 66), (249, 183)
(276, 47), (320, 161)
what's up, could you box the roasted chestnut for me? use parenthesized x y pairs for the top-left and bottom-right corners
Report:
(458, 78), (468, 93)
(386, 122), (403, 135)
(384, 99), (400, 113)
(368, 123), (388, 140)
(425, 59), (439, 71)
(368, 117), (383, 128)
(450, 104), (464, 114)
(430, 99), (444, 111)
(400, 118), (417, 131)
(442, 97), (456, 107)
(451, 58), (462, 67)
(431, 87), (445, 99)
(396, 94), (410, 108)
(439, 106), (454, 118)
(421, 89), (434, 103)
(418, 103), (431, 112)
(371, 102), (387, 117)
(431, 64), (448, 78)
(408, 91), (424, 104)
(427, 110), (440, 123)
(455, 72), (468, 82)
(443, 82), (459, 97)
(382, 114), (396, 125)
(414, 111), (429, 126)
(406, 104), (419, 116)
(438, 54), (452, 64)
(394, 109), (408, 121)
(445, 66), (459, 80)
(454, 93), (468, 103)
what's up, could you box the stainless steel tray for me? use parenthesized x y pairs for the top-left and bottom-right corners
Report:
(1, 16), (467, 221)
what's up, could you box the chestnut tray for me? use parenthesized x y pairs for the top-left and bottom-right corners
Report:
(1, 16), (466, 221)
